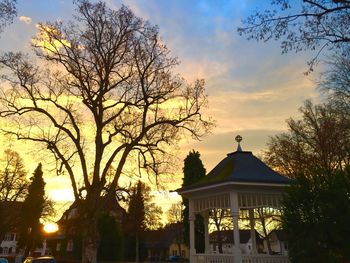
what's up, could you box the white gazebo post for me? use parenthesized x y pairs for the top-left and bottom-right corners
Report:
(249, 208), (257, 254)
(202, 210), (210, 254)
(230, 191), (242, 263)
(189, 200), (196, 263)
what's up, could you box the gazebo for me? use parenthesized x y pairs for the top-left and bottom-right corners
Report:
(177, 136), (291, 263)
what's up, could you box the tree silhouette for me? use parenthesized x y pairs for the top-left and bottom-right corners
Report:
(319, 54), (350, 112)
(0, 149), (28, 202)
(19, 163), (45, 257)
(283, 169), (350, 262)
(264, 100), (350, 178)
(238, 0), (350, 72)
(0, 149), (28, 241)
(182, 150), (206, 253)
(126, 181), (145, 263)
(0, 1), (212, 262)
(0, 0), (16, 34)
(97, 213), (124, 261)
(167, 202), (184, 256)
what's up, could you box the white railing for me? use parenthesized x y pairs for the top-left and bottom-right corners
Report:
(193, 254), (234, 263)
(192, 254), (289, 263)
(242, 254), (289, 263)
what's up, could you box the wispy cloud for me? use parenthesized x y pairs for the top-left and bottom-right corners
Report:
(0, 0), (324, 207)
(18, 16), (32, 24)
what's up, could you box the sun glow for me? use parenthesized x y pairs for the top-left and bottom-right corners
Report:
(44, 223), (59, 233)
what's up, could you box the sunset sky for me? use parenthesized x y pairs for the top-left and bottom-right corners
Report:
(0, 0), (322, 219)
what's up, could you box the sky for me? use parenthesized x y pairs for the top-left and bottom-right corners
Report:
(0, 0), (322, 221)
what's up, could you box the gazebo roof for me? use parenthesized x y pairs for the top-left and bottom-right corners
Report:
(180, 146), (290, 192)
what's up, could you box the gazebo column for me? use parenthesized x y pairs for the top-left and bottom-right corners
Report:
(189, 200), (196, 262)
(230, 192), (242, 263)
(249, 208), (257, 254)
(202, 211), (210, 254)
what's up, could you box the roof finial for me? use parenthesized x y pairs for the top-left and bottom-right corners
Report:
(235, 135), (242, 152)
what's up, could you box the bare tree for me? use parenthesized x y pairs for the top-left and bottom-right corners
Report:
(144, 200), (163, 231)
(255, 208), (281, 255)
(238, 0), (350, 72)
(209, 209), (232, 253)
(167, 202), (183, 224)
(319, 54), (350, 111)
(167, 202), (184, 256)
(0, 149), (28, 202)
(0, 149), (28, 241)
(0, 0), (16, 33)
(264, 100), (350, 178)
(0, 1), (212, 262)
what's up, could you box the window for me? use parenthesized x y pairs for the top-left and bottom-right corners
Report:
(181, 250), (186, 257)
(284, 242), (288, 250)
(172, 250), (177, 256)
(56, 242), (61, 251)
(2, 247), (8, 255)
(66, 240), (74, 252)
(4, 233), (15, 241)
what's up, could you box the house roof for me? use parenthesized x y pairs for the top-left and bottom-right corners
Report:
(210, 229), (262, 244)
(179, 148), (290, 192)
(143, 223), (184, 249)
(58, 197), (126, 224)
(268, 230), (287, 242)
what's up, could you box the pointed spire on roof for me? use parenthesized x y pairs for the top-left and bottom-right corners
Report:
(235, 135), (243, 152)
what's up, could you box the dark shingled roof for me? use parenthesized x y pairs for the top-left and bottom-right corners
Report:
(181, 150), (290, 191)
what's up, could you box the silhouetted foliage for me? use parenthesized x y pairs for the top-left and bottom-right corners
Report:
(0, 149), (28, 241)
(0, 149), (28, 202)
(182, 150), (206, 253)
(0, 0), (16, 33)
(124, 180), (162, 261)
(97, 213), (124, 261)
(126, 181), (145, 262)
(264, 100), (350, 178)
(19, 163), (46, 257)
(319, 54), (350, 112)
(283, 169), (350, 262)
(238, 0), (350, 72)
(0, 1), (212, 261)
(167, 202), (184, 256)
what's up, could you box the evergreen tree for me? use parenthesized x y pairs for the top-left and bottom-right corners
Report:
(19, 163), (46, 257)
(182, 150), (206, 253)
(126, 181), (145, 262)
(283, 169), (350, 263)
(97, 213), (124, 261)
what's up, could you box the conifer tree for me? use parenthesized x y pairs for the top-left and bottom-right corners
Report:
(126, 181), (145, 262)
(97, 213), (124, 261)
(182, 150), (206, 253)
(19, 163), (46, 257)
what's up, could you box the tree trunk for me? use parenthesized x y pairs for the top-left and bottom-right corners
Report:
(258, 209), (272, 255)
(177, 243), (181, 256)
(218, 231), (223, 254)
(82, 219), (100, 263)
